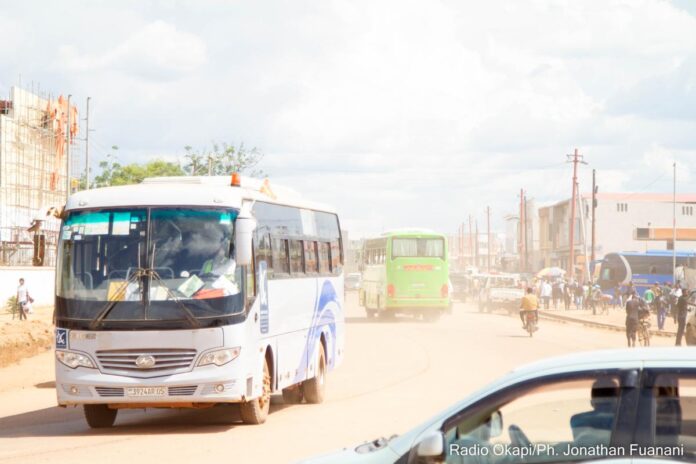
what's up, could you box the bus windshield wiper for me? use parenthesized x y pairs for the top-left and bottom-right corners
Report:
(147, 268), (201, 329)
(89, 269), (145, 330)
(89, 268), (201, 330)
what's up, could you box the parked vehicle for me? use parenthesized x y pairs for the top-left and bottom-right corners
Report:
(299, 348), (696, 463)
(478, 274), (524, 314)
(448, 271), (469, 302)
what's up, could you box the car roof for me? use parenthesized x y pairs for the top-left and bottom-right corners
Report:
(511, 347), (696, 378)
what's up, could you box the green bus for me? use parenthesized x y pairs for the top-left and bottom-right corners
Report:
(359, 229), (450, 320)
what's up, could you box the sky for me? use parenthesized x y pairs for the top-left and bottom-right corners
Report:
(2, 0), (696, 238)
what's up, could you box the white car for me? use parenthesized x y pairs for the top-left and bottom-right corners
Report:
(299, 348), (696, 463)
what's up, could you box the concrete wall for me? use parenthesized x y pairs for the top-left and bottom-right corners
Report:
(0, 266), (55, 307)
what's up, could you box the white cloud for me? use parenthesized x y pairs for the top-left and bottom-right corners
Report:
(3, 0), (696, 237)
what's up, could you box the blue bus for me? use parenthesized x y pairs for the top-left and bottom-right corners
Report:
(597, 250), (696, 296)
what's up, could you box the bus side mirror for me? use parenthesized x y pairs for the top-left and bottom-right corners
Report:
(235, 216), (256, 266)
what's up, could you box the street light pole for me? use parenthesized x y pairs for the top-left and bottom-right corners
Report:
(673, 161), (677, 284)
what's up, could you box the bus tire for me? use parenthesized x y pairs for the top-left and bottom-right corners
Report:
(240, 359), (271, 424)
(282, 385), (303, 404)
(303, 344), (326, 404)
(83, 404), (117, 428)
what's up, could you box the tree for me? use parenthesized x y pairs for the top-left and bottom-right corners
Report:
(93, 151), (184, 187)
(183, 142), (264, 177)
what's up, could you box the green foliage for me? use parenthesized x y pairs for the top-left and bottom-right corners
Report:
(183, 142), (264, 177)
(91, 141), (263, 188)
(4, 295), (18, 316)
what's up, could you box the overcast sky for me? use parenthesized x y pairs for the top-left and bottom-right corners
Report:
(2, 0), (696, 237)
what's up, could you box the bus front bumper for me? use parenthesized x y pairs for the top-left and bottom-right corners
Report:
(56, 364), (251, 407)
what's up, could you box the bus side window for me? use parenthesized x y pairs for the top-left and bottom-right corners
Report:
(330, 240), (342, 274)
(289, 240), (304, 275)
(304, 241), (318, 273)
(318, 242), (330, 274)
(272, 237), (290, 275)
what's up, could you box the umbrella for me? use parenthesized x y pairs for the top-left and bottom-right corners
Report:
(536, 267), (566, 278)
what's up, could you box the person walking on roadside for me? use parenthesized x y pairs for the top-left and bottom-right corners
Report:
(671, 284), (683, 324)
(16, 277), (30, 320)
(625, 291), (640, 347)
(575, 282), (585, 310)
(540, 279), (552, 310)
(675, 288), (689, 346)
(552, 280), (561, 310)
(612, 284), (621, 309)
(563, 280), (571, 310)
(657, 289), (669, 331)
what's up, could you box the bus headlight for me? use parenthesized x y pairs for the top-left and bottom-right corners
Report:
(198, 347), (241, 367)
(56, 350), (96, 369)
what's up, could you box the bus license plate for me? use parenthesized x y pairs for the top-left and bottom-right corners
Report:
(125, 387), (166, 397)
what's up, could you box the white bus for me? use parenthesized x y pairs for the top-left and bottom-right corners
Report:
(54, 175), (344, 427)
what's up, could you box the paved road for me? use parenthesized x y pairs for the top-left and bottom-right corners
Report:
(0, 294), (677, 463)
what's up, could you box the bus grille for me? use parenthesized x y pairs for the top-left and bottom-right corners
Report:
(96, 349), (197, 378)
(168, 386), (198, 396)
(95, 387), (124, 397)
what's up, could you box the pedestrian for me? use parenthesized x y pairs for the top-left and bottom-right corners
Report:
(591, 285), (604, 315)
(671, 284), (683, 324)
(625, 291), (640, 348)
(552, 280), (561, 310)
(563, 280), (571, 310)
(644, 285), (655, 312)
(613, 284), (621, 309)
(661, 282), (672, 319)
(541, 279), (552, 310)
(16, 277), (32, 320)
(675, 288), (689, 346)
(575, 282), (584, 310)
(657, 291), (669, 331)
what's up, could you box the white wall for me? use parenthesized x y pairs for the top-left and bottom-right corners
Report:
(0, 266), (55, 306)
(595, 199), (696, 256)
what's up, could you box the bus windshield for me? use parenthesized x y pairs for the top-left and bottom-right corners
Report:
(391, 237), (444, 258)
(56, 207), (244, 329)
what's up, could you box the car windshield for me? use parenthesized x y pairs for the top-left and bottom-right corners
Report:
(56, 207), (244, 329)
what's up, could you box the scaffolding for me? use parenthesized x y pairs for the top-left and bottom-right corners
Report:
(0, 85), (80, 266)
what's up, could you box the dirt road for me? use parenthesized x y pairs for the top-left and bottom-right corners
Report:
(0, 294), (675, 463)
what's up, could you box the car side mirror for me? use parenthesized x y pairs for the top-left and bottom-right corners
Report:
(416, 431), (445, 462)
(235, 216), (256, 266)
(489, 410), (503, 437)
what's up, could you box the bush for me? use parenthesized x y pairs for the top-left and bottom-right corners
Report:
(4, 295), (18, 316)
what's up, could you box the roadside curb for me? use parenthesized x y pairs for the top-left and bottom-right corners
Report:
(538, 310), (676, 338)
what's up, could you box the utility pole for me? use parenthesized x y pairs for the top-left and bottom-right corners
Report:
(85, 96), (91, 190)
(566, 149), (586, 280)
(673, 161), (677, 284)
(486, 206), (491, 273)
(524, 193), (529, 273)
(520, 189), (526, 273)
(66, 94), (72, 200)
(468, 215), (473, 268)
(591, 169), (597, 263)
(475, 220), (479, 269)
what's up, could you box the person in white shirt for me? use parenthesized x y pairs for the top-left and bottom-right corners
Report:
(540, 280), (552, 309)
(16, 278), (30, 320)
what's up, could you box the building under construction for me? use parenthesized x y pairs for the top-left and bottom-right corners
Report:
(0, 85), (79, 266)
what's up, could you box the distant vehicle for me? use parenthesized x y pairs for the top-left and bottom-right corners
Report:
(54, 175), (344, 428)
(478, 274), (524, 314)
(345, 272), (362, 291)
(597, 250), (696, 297)
(359, 229), (450, 321)
(299, 348), (696, 464)
(448, 271), (470, 301)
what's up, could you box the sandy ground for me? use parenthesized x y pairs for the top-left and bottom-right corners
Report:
(0, 293), (678, 463)
(0, 306), (54, 368)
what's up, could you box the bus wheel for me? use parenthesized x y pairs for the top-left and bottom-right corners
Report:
(303, 344), (326, 404)
(282, 385), (303, 404)
(83, 404), (117, 428)
(240, 359), (271, 424)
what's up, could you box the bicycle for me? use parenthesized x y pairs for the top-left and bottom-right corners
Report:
(638, 317), (651, 347)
